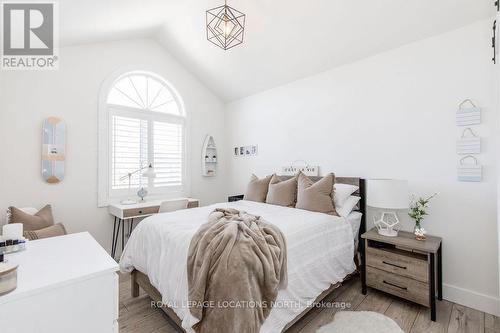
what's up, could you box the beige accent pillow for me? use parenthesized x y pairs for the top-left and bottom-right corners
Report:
(244, 174), (273, 202)
(266, 175), (297, 207)
(296, 173), (338, 215)
(8, 205), (54, 231)
(24, 223), (67, 240)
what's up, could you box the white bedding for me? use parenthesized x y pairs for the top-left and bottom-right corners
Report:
(120, 200), (356, 333)
(347, 211), (362, 249)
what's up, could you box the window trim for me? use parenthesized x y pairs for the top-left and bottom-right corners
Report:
(98, 68), (189, 207)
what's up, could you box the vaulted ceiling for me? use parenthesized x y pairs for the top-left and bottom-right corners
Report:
(60, 0), (494, 101)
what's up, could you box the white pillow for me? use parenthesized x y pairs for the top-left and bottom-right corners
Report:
(333, 183), (359, 208)
(336, 196), (361, 218)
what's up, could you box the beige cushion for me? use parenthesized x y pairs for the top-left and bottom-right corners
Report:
(24, 223), (67, 240)
(266, 175), (297, 207)
(244, 174), (273, 202)
(296, 173), (338, 215)
(8, 205), (54, 231)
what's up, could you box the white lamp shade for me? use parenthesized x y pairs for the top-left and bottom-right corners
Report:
(367, 179), (408, 209)
(142, 164), (157, 178)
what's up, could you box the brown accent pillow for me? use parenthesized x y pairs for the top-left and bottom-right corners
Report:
(8, 205), (54, 231)
(24, 223), (67, 240)
(266, 175), (297, 207)
(244, 174), (273, 202)
(296, 173), (338, 215)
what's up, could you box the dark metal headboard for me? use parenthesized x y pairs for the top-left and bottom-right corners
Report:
(278, 176), (366, 248)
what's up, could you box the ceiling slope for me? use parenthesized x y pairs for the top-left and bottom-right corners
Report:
(59, 0), (494, 101)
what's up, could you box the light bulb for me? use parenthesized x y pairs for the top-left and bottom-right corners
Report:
(224, 21), (231, 37)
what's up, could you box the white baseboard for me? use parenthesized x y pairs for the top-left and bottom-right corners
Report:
(443, 283), (500, 316)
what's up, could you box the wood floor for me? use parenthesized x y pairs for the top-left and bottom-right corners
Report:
(118, 273), (500, 333)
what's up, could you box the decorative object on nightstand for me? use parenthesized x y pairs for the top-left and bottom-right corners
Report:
(408, 193), (437, 240)
(361, 229), (442, 322)
(367, 179), (408, 237)
(202, 135), (217, 177)
(120, 163), (156, 205)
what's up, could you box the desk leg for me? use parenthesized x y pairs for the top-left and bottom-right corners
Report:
(112, 218), (121, 260)
(128, 218), (134, 237)
(111, 217), (117, 259)
(121, 218), (125, 253)
(437, 244), (443, 301)
(430, 252), (436, 321)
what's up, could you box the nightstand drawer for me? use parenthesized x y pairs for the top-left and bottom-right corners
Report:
(123, 206), (159, 218)
(367, 246), (428, 282)
(367, 266), (429, 307)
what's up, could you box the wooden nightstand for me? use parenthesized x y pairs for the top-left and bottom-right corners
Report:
(228, 194), (244, 202)
(361, 228), (442, 321)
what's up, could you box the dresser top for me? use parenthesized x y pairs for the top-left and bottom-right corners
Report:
(362, 228), (442, 253)
(0, 232), (118, 305)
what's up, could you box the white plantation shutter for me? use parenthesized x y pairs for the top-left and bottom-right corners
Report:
(154, 121), (183, 187)
(107, 74), (180, 115)
(111, 115), (148, 190)
(105, 71), (185, 198)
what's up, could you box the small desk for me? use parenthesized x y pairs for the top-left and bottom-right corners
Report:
(108, 198), (199, 259)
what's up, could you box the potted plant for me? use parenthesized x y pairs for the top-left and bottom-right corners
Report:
(408, 193), (437, 240)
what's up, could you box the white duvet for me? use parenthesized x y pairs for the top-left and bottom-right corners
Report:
(120, 200), (356, 333)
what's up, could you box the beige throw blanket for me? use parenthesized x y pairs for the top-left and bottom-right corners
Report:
(188, 208), (287, 333)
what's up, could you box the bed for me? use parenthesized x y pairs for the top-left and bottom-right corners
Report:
(120, 177), (366, 333)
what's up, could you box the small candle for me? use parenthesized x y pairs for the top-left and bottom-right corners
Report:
(2, 223), (23, 239)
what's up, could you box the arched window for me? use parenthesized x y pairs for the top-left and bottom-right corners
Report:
(98, 71), (186, 205)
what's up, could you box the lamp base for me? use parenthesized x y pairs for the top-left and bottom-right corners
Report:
(120, 199), (137, 205)
(374, 212), (400, 237)
(377, 228), (398, 237)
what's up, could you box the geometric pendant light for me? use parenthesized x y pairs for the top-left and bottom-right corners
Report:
(206, 0), (246, 50)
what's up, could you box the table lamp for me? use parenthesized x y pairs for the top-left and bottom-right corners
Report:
(120, 163), (157, 205)
(367, 179), (408, 237)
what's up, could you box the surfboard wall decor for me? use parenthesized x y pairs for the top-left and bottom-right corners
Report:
(42, 117), (66, 184)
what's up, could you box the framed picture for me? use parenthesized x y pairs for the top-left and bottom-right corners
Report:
(245, 146), (251, 156)
(240, 147), (245, 155)
(234, 147), (239, 156)
(251, 145), (258, 155)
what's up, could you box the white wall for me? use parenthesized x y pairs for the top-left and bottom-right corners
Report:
(0, 38), (227, 255)
(226, 20), (499, 314)
(0, 18), (497, 316)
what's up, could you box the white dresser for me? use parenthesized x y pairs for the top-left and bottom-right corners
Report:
(0, 232), (119, 333)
